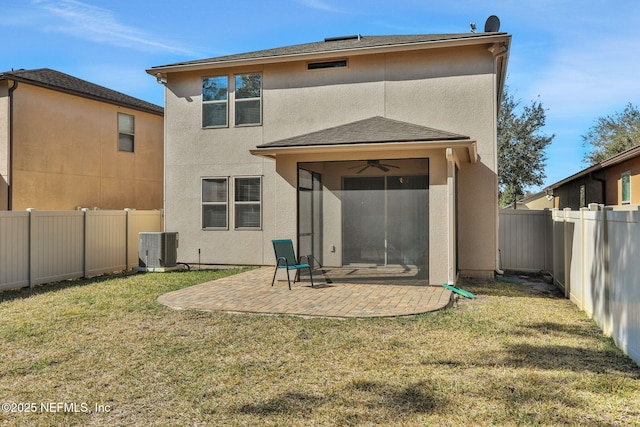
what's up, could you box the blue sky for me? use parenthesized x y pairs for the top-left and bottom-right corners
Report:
(2, 0), (639, 191)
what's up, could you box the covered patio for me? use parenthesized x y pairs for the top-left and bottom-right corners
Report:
(251, 116), (478, 286)
(158, 267), (454, 318)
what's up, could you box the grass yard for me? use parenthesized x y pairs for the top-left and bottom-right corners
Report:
(1, 269), (639, 426)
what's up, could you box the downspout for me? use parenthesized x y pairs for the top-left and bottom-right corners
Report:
(7, 79), (18, 211)
(490, 42), (508, 276)
(445, 148), (456, 285)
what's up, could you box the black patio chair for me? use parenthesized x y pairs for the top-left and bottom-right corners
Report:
(271, 239), (314, 290)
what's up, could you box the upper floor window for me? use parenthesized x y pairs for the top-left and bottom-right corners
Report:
(118, 113), (135, 152)
(621, 170), (631, 204)
(202, 76), (228, 128)
(235, 73), (262, 126)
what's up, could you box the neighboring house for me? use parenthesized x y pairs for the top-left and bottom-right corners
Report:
(0, 68), (164, 211)
(547, 144), (640, 209)
(147, 32), (511, 285)
(503, 190), (553, 210)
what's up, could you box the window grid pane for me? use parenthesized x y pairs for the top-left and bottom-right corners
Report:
(203, 76), (228, 101)
(118, 134), (134, 152)
(235, 74), (261, 99)
(203, 205), (227, 228)
(235, 178), (261, 202)
(118, 113), (135, 133)
(235, 204), (261, 228)
(203, 103), (227, 127)
(203, 178), (227, 202)
(235, 100), (261, 126)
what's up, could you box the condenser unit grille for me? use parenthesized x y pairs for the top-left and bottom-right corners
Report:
(139, 232), (178, 268)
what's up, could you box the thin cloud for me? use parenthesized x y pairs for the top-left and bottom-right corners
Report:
(30, 0), (196, 55)
(295, 0), (347, 13)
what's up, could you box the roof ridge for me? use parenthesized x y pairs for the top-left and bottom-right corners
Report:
(149, 32), (509, 72)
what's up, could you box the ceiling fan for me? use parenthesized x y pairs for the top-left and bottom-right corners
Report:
(349, 160), (400, 173)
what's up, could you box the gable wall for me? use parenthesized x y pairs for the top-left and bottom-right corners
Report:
(10, 83), (163, 210)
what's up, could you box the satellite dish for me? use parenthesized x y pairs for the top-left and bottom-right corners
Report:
(484, 15), (500, 32)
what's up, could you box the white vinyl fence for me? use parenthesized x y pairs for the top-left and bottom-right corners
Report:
(0, 209), (162, 291)
(499, 206), (640, 366)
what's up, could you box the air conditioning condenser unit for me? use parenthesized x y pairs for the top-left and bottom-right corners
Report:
(137, 232), (179, 272)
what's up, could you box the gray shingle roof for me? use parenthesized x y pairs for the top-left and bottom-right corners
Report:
(150, 33), (506, 70)
(0, 68), (163, 115)
(256, 116), (469, 148)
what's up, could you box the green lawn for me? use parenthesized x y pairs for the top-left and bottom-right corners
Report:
(1, 270), (638, 426)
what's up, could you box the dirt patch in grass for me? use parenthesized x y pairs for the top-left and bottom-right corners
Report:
(1, 270), (638, 426)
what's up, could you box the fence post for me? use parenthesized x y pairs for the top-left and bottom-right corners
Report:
(82, 208), (89, 278)
(602, 206), (612, 335)
(563, 208), (571, 298)
(125, 209), (132, 271)
(27, 208), (35, 288)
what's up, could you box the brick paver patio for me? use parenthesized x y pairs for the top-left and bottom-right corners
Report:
(158, 267), (454, 318)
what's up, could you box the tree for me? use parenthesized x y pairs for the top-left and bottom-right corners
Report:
(582, 103), (640, 165)
(498, 87), (554, 208)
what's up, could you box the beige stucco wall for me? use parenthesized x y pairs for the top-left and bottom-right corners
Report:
(163, 42), (501, 282)
(8, 83), (163, 210)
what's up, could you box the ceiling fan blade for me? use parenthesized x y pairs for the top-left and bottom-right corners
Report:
(378, 165), (390, 172)
(357, 165), (370, 173)
(383, 164), (400, 169)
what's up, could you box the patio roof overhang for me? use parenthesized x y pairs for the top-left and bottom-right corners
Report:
(250, 116), (478, 164)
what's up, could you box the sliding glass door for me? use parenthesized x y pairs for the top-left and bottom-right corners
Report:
(342, 175), (428, 266)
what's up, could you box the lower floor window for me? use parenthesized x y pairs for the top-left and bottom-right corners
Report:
(202, 176), (261, 229)
(235, 177), (262, 229)
(202, 178), (228, 229)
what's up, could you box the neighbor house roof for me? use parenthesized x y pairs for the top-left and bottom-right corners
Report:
(0, 68), (163, 115)
(546, 144), (640, 191)
(148, 32), (510, 73)
(252, 116), (477, 163)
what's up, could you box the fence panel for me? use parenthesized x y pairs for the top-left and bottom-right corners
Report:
(85, 210), (127, 277)
(498, 209), (550, 271)
(0, 211), (29, 291)
(126, 210), (163, 269)
(551, 209), (566, 292)
(0, 209), (163, 291)
(607, 210), (640, 363)
(581, 210), (604, 319)
(29, 210), (85, 286)
(565, 210), (583, 307)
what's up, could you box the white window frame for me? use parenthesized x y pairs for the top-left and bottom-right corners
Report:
(233, 176), (262, 230)
(234, 73), (262, 127)
(202, 177), (229, 230)
(621, 170), (631, 204)
(202, 76), (228, 128)
(118, 113), (135, 152)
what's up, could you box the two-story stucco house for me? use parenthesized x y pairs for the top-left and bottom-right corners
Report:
(0, 68), (164, 211)
(148, 31), (511, 285)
